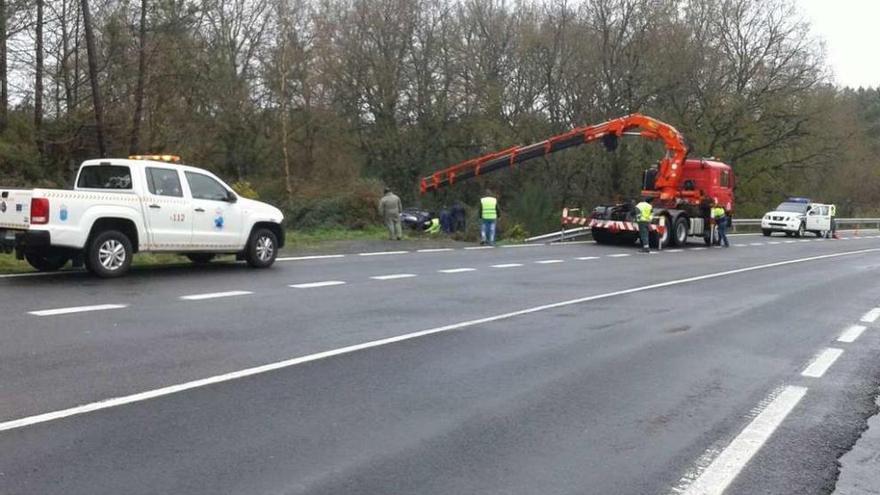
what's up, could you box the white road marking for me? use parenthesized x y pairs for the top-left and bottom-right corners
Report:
(0, 270), (78, 279)
(838, 325), (867, 343)
(691, 247), (707, 251)
(860, 307), (880, 323)
(28, 304), (128, 317)
(501, 244), (539, 249)
(438, 268), (476, 273)
(768, 242), (781, 245)
(370, 274), (416, 281)
(840, 237), (850, 240)
(801, 348), (844, 378)
(464, 246), (494, 250)
(416, 248), (452, 253)
(575, 256), (599, 260)
(550, 240), (596, 245)
(277, 254), (345, 261)
(750, 243), (764, 246)
(180, 291), (253, 301)
(665, 249), (684, 253)
(491, 263), (523, 268)
(678, 386), (807, 495)
(799, 240), (811, 243)
(535, 259), (565, 264)
(607, 253), (631, 258)
(4, 248), (877, 433)
(289, 281), (347, 289)
(358, 250), (408, 256)
(784, 240), (796, 244)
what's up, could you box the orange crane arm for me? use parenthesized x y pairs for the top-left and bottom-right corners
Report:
(419, 113), (690, 201)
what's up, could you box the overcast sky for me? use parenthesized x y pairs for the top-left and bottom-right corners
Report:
(797, 0), (879, 88)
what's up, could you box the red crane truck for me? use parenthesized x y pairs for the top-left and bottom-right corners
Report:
(419, 114), (735, 248)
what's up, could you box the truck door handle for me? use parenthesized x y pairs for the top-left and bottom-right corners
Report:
(194, 208), (205, 213)
(149, 204), (161, 209)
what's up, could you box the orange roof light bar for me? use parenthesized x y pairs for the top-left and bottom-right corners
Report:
(129, 154), (181, 163)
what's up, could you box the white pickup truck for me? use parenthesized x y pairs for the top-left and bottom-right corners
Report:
(0, 156), (284, 277)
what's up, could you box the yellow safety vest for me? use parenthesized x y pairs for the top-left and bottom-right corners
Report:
(830, 204), (836, 216)
(636, 202), (652, 222)
(427, 218), (440, 234)
(481, 197), (498, 220)
(711, 207), (725, 219)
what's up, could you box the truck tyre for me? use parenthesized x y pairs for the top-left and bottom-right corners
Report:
(762, 229), (771, 237)
(245, 228), (278, 268)
(795, 222), (805, 238)
(86, 230), (133, 278)
(672, 217), (688, 247)
(25, 253), (69, 272)
(592, 228), (611, 245)
(186, 253), (216, 265)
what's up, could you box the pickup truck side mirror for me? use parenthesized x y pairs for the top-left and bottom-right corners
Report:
(226, 191), (238, 203)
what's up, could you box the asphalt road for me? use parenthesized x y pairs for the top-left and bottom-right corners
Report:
(1, 233), (880, 494)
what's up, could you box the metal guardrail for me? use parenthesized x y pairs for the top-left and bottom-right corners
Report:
(526, 218), (880, 243)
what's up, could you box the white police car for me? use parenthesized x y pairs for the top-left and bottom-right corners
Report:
(761, 197), (833, 238)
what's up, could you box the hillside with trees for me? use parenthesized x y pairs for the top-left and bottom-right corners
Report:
(1, 0), (878, 235)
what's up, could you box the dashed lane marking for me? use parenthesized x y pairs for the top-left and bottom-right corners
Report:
(370, 274), (417, 281)
(416, 248), (453, 253)
(501, 244), (539, 249)
(491, 263), (523, 268)
(289, 281), (347, 289)
(784, 240), (797, 244)
(28, 304), (128, 317)
(665, 249), (683, 253)
(860, 308), (880, 323)
(608, 253), (631, 258)
(464, 246), (494, 250)
(438, 268), (476, 273)
(801, 348), (844, 378)
(677, 386), (808, 495)
(750, 243), (764, 246)
(180, 291), (253, 301)
(3, 249), (877, 433)
(838, 325), (867, 343)
(575, 256), (599, 260)
(535, 259), (565, 264)
(768, 242), (781, 245)
(691, 247), (707, 251)
(358, 251), (408, 256)
(277, 254), (345, 261)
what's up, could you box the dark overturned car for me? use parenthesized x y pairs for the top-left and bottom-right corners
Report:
(399, 208), (432, 230)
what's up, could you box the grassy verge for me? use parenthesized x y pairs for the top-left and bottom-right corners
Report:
(0, 226), (425, 274)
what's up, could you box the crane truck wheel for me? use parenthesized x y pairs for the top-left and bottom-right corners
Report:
(592, 228), (612, 245)
(671, 217), (688, 247)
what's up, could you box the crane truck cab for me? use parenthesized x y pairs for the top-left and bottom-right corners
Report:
(590, 158), (735, 248)
(761, 198), (833, 238)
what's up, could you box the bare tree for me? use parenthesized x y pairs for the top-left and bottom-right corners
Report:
(80, 0), (106, 156)
(34, 0), (44, 153)
(129, 0), (147, 154)
(0, 0), (7, 132)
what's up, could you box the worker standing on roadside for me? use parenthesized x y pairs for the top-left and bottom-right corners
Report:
(711, 202), (729, 248)
(479, 191), (499, 246)
(635, 198), (653, 253)
(830, 204), (838, 239)
(378, 187), (403, 240)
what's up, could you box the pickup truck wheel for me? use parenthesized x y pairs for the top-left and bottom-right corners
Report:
(795, 223), (805, 238)
(87, 230), (133, 278)
(25, 253), (69, 272)
(762, 229), (771, 237)
(186, 253), (216, 265)
(245, 228), (278, 268)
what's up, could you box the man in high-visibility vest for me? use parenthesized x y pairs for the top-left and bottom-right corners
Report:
(711, 202), (729, 247)
(829, 204), (838, 239)
(426, 217), (441, 234)
(479, 191), (499, 246)
(635, 198), (653, 253)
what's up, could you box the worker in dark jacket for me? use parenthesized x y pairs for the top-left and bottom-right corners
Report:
(478, 191), (499, 245)
(451, 202), (466, 232)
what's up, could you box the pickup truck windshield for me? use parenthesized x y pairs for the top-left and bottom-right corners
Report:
(775, 202), (808, 213)
(78, 165), (133, 190)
